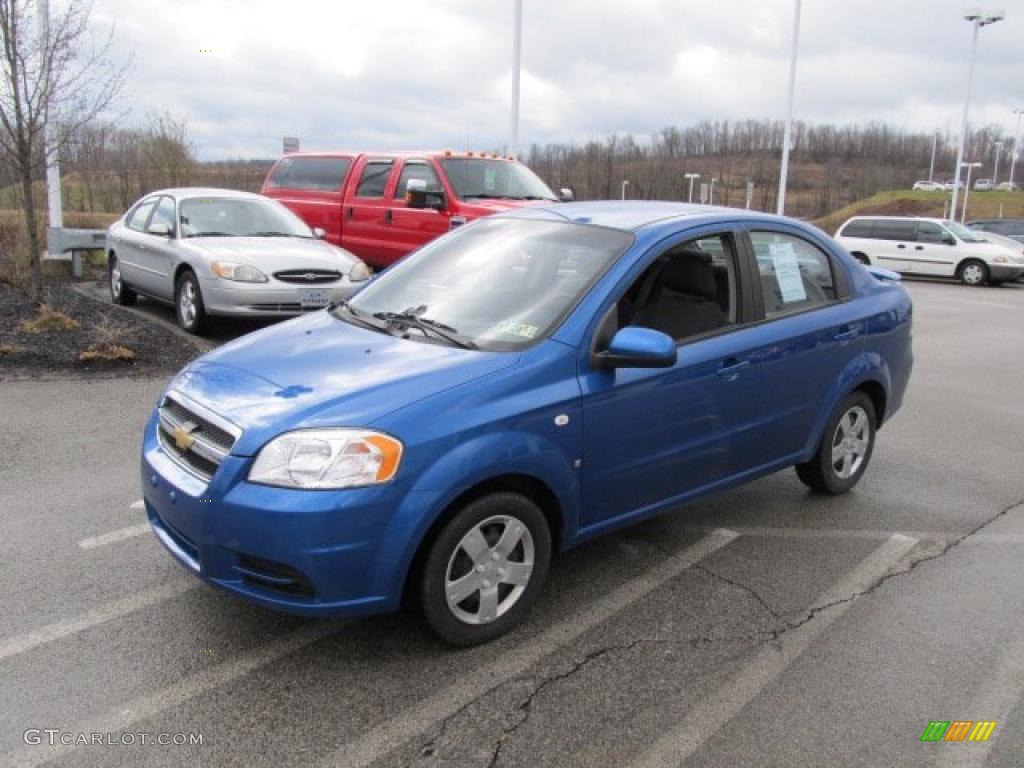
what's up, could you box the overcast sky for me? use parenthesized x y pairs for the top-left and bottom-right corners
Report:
(89, 0), (1021, 160)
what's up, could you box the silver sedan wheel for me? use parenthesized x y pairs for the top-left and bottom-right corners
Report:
(178, 280), (197, 326)
(831, 405), (870, 479)
(962, 263), (985, 285)
(445, 515), (535, 625)
(110, 261), (122, 298)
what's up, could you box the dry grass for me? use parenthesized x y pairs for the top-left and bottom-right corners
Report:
(78, 342), (135, 362)
(0, 342), (17, 355)
(813, 190), (1024, 235)
(20, 304), (81, 333)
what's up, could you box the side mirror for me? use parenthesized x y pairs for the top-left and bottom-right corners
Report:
(312, 227), (327, 239)
(148, 222), (172, 237)
(406, 178), (445, 211)
(596, 326), (677, 369)
(558, 187), (574, 202)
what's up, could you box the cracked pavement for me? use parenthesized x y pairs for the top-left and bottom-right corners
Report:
(2, 279), (1023, 768)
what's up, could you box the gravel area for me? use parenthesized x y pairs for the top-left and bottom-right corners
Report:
(0, 282), (199, 380)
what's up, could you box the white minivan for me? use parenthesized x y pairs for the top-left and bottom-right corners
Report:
(834, 216), (1024, 286)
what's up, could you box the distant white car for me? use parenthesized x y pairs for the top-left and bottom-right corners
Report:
(834, 215), (1024, 286)
(996, 181), (1019, 192)
(974, 178), (994, 191)
(912, 180), (943, 191)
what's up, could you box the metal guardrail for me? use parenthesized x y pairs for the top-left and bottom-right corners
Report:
(44, 227), (108, 278)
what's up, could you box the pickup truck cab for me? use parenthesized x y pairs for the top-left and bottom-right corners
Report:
(261, 151), (563, 268)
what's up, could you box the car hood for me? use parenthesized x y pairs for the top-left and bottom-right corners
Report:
(168, 311), (517, 455)
(181, 236), (362, 272)
(458, 199), (555, 217)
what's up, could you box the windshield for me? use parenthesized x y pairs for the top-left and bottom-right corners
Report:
(942, 221), (988, 243)
(343, 218), (633, 351)
(179, 197), (314, 238)
(441, 159), (557, 201)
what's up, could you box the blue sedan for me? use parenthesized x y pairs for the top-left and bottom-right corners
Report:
(142, 202), (913, 645)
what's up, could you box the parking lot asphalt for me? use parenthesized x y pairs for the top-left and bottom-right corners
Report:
(2, 279), (1023, 767)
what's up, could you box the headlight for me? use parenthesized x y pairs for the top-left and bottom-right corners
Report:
(212, 261), (268, 283)
(249, 429), (403, 489)
(349, 260), (371, 282)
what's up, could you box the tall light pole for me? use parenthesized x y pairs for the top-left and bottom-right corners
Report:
(929, 133), (938, 182)
(685, 173), (700, 203)
(509, 0), (523, 159)
(1010, 108), (1024, 187)
(621, 180), (629, 200)
(993, 141), (1004, 185)
(776, 0), (802, 215)
(709, 177), (718, 205)
(961, 161), (982, 222)
(950, 9), (1004, 220)
(38, 0), (63, 240)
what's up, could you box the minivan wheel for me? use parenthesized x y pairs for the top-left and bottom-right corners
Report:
(417, 492), (551, 646)
(109, 255), (137, 306)
(958, 260), (989, 286)
(796, 392), (876, 495)
(175, 270), (207, 334)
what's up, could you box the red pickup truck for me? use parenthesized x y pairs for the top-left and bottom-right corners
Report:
(261, 151), (566, 268)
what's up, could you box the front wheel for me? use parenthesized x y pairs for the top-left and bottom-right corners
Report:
(796, 392), (876, 495)
(958, 260), (989, 286)
(175, 270), (207, 334)
(417, 492), (551, 646)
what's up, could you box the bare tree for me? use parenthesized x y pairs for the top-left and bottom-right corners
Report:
(0, 0), (128, 298)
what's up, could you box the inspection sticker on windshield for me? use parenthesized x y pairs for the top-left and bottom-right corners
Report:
(769, 243), (806, 303)
(494, 320), (538, 339)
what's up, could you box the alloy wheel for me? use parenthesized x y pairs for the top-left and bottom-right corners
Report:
(831, 405), (870, 479)
(179, 280), (196, 325)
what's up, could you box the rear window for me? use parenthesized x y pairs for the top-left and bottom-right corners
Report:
(265, 156), (351, 191)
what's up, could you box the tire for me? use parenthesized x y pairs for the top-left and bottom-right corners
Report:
(852, 253), (870, 266)
(417, 492), (551, 646)
(796, 392), (876, 495)
(175, 270), (207, 334)
(108, 254), (137, 306)
(958, 259), (989, 286)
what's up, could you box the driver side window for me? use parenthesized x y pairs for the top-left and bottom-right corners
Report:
(618, 234), (738, 343)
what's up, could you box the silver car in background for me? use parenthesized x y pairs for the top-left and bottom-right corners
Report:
(106, 188), (371, 332)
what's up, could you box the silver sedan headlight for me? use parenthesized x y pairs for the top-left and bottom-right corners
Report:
(349, 261), (371, 282)
(249, 429), (403, 489)
(212, 261), (268, 283)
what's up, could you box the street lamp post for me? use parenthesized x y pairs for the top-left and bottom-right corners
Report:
(929, 133), (938, 182)
(961, 162), (982, 222)
(950, 9), (1005, 219)
(621, 180), (629, 200)
(509, 0), (523, 159)
(685, 173), (700, 203)
(777, 0), (802, 215)
(993, 141), (1004, 185)
(709, 177), (718, 205)
(1010, 108), (1024, 187)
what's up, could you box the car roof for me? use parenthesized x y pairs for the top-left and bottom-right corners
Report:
(276, 150), (518, 162)
(146, 187), (268, 201)
(843, 215), (944, 223)
(496, 200), (788, 232)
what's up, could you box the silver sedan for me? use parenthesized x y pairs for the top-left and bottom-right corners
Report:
(106, 188), (371, 333)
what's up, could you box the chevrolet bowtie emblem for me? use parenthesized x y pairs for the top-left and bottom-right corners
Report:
(172, 422), (198, 452)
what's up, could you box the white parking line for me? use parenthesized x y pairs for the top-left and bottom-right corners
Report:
(0, 581), (196, 663)
(319, 528), (739, 768)
(628, 533), (918, 768)
(78, 523), (151, 550)
(934, 636), (1024, 768)
(688, 525), (1024, 546)
(7, 622), (343, 768)
(129, 499), (145, 511)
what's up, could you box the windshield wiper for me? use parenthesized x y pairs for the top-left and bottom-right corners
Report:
(330, 301), (393, 334)
(185, 231), (233, 238)
(373, 311), (478, 350)
(249, 231), (300, 238)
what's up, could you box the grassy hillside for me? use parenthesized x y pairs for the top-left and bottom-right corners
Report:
(812, 190), (1024, 235)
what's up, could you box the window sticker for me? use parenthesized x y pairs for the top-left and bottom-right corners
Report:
(769, 242), (807, 303)
(493, 320), (538, 339)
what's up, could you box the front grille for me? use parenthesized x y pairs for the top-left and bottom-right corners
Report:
(235, 555), (315, 597)
(245, 303), (321, 313)
(273, 269), (342, 284)
(157, 395), (239, 481)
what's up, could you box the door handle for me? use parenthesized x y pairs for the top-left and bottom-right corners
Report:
(833, 325), (859, 342)
(896, 244), (906, 249)
(716, 358), (750, 380)
(347, 207), (354, 220)
(385, 209), (393, 223)
(914, 245), (924, 250)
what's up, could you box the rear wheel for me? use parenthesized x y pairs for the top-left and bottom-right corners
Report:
(417, 492), (551, 646)
(796, 392), (876, 495)
(175, 270), (207, 334)
(958, 259), (989, 286)
(108, 254), (137, 306)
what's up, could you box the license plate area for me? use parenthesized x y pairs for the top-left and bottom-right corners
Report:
(299, 288), (330, 308)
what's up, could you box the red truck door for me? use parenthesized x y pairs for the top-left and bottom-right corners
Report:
(342, 157), (398, 267)
(385, 159), (452, 263)
(261, 155), (352, 247)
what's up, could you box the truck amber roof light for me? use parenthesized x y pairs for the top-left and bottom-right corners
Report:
(467, 151), (474, 157)
(444, 149), (452, 156)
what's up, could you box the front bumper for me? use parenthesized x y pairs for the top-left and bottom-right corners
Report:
(989, 265), (1024, 282)
(141, 413), (428, 617)
(200, 278), (363, 317)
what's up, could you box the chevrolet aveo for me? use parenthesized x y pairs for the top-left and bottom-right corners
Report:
(143, 202), (913, 646)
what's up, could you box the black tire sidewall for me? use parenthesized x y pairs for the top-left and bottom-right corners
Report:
(817, 392), (876, 494)
(418, 492), (551, 647)
(109, 255), (135, 304)
(175, 271), (205, 332)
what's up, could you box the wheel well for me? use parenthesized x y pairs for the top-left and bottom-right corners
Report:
(956, 257), (986, 275)
(855, 380), (887, 427)
(401, 473), (565, 608)
(173, 263), (194, 286)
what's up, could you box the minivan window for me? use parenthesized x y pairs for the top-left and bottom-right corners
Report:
(870, 220), (917, 242)
(840, 220), (873, 238)
(943, 221), (988, 243)
(266, 156), (352, 191)
(916, 221), (949, 244)
(355, 160), (395, 198)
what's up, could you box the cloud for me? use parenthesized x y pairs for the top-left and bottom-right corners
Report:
(88, 0), (1023, 160)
